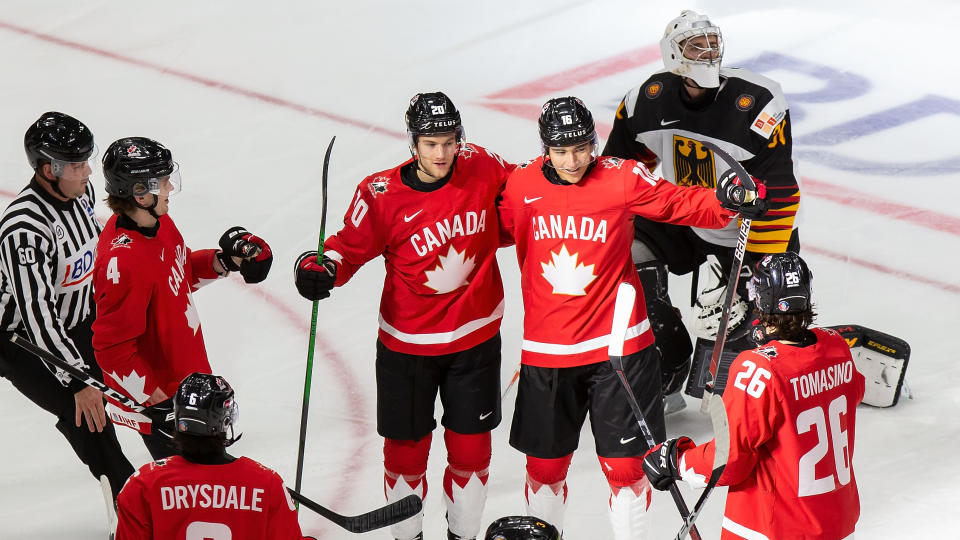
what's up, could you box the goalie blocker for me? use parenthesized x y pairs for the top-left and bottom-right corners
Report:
(686, 324), (910, 407)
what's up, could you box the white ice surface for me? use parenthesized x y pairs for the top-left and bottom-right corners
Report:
(0, 1), (957, 538)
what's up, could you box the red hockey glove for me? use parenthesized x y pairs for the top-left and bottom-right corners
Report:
(716, 169), (768, 219)
(641, 436), (696, 491)
(294, 251), (337, 301)
(217, 226), (273, 283)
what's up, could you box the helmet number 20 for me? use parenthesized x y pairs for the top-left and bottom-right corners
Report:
(796, 396), (852, 497)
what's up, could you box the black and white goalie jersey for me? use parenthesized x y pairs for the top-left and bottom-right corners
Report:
(604, 67), (800, 255)
(0, 178), (100, 386)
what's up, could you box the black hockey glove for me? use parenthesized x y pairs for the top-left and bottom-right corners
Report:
(217, 226), (273, 283)
(294, 251), (337, 301)
(716, 169), (768, 219)
(641, 436), (696, 491)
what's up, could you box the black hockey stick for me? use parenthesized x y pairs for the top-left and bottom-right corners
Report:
(289, 490), (422, 534)
(9, 334), (174, 437)
(697, 140), (757, 413)
(607, 283), (702, 540)
(295, 135), (336, 505)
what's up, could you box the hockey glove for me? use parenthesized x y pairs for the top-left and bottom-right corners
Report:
(716, 169), (768, 219)
(217, 226), (273, 283)
(641, 436), (696, 491)
(295, 251), (337, 301)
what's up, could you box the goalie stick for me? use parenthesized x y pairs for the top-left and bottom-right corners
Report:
(607, 283), (702, 540)
(295, 135), (336, 504)
(290, 490), (422, 534)
(9, 334), (174, 437)
(9, 334), (423, 534)
(698, 140), (757, 413)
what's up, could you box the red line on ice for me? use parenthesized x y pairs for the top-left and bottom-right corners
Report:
(0, 20), (405, 141)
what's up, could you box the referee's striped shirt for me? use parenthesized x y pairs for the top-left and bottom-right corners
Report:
(0, 177), (101, 384)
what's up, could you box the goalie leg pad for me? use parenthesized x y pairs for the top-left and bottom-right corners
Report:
(828, 325), (910, 407)
(636, 262), (693, 384)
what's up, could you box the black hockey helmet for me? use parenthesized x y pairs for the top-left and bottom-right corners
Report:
(484, 516), (560, 540)
(102, 137), (179, 199)
(174, 373), (239, 443)
(405, 92), (463, 148)
(747, 251), (812, 314)
(538, 97), (597, 149)
(24, 111), (96, 172)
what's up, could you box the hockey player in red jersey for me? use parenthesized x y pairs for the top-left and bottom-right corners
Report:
(604, 10), (802, 413)
(116, 372), (314, 540)
(293, 92), (514, 540)
(497, 96), (766, 540)
(642, 252), (864, 539)
(93, 137), (273, 459)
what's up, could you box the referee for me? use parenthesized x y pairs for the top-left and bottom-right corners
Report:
(0, 112), (134, 533)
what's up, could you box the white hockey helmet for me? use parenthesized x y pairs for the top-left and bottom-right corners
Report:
(660, 10), (724, 88)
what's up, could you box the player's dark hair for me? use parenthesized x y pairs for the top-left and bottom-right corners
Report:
(104, 194), (142, 215)
(174, 431), (227, 462)
(756, 305), (816, 342)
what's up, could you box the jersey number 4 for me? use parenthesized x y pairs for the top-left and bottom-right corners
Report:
(106, 257), (120, 284)
(796, 396), (852, 497)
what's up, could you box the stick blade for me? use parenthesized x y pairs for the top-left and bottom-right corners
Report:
(609, 282), (637, 357)
(345, 494), (422, 533)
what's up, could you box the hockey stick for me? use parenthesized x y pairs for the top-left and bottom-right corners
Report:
(697, 140), (756, 413)
(501, 362), (521, 402)
(295, 135), (336, 505)
(672, 392), (730, 540)
(8, 334), (174, 438)
(607, 283), (702, 540)
(7, 335), (421, 535)
(289, 490), (422, 534)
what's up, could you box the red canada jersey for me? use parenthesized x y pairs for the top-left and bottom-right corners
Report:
(680, 328), (865, 539)
(93, 215), (222, 402)
(498, 156), (734, 367)
(116, 455), (308, 540)
(325, 143), (513, 355)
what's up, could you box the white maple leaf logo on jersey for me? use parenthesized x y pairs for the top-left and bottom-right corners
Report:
(540, 244), (596, 295)
(109, 369), (150, 403)
(424, 245), (475, 294)
(185, 292), (200, 334)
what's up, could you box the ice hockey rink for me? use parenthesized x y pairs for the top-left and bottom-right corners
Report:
(0, 0), (957, 538)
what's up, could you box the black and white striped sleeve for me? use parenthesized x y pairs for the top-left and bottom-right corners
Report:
(0, 226), (85, 384)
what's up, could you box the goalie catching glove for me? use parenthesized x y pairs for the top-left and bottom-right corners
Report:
(716, 169), (768, 218)
(217, 226), (273, 283)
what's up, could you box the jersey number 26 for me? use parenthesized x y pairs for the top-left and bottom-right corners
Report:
(796, 396), (852, 497)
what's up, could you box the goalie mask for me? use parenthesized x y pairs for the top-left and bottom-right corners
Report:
(660, 10), (723, 88)
(174, 373), (240, 445)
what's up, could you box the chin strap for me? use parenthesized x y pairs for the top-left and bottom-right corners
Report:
(133, 194), (161, 219)
(38, 171), (69, 199)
